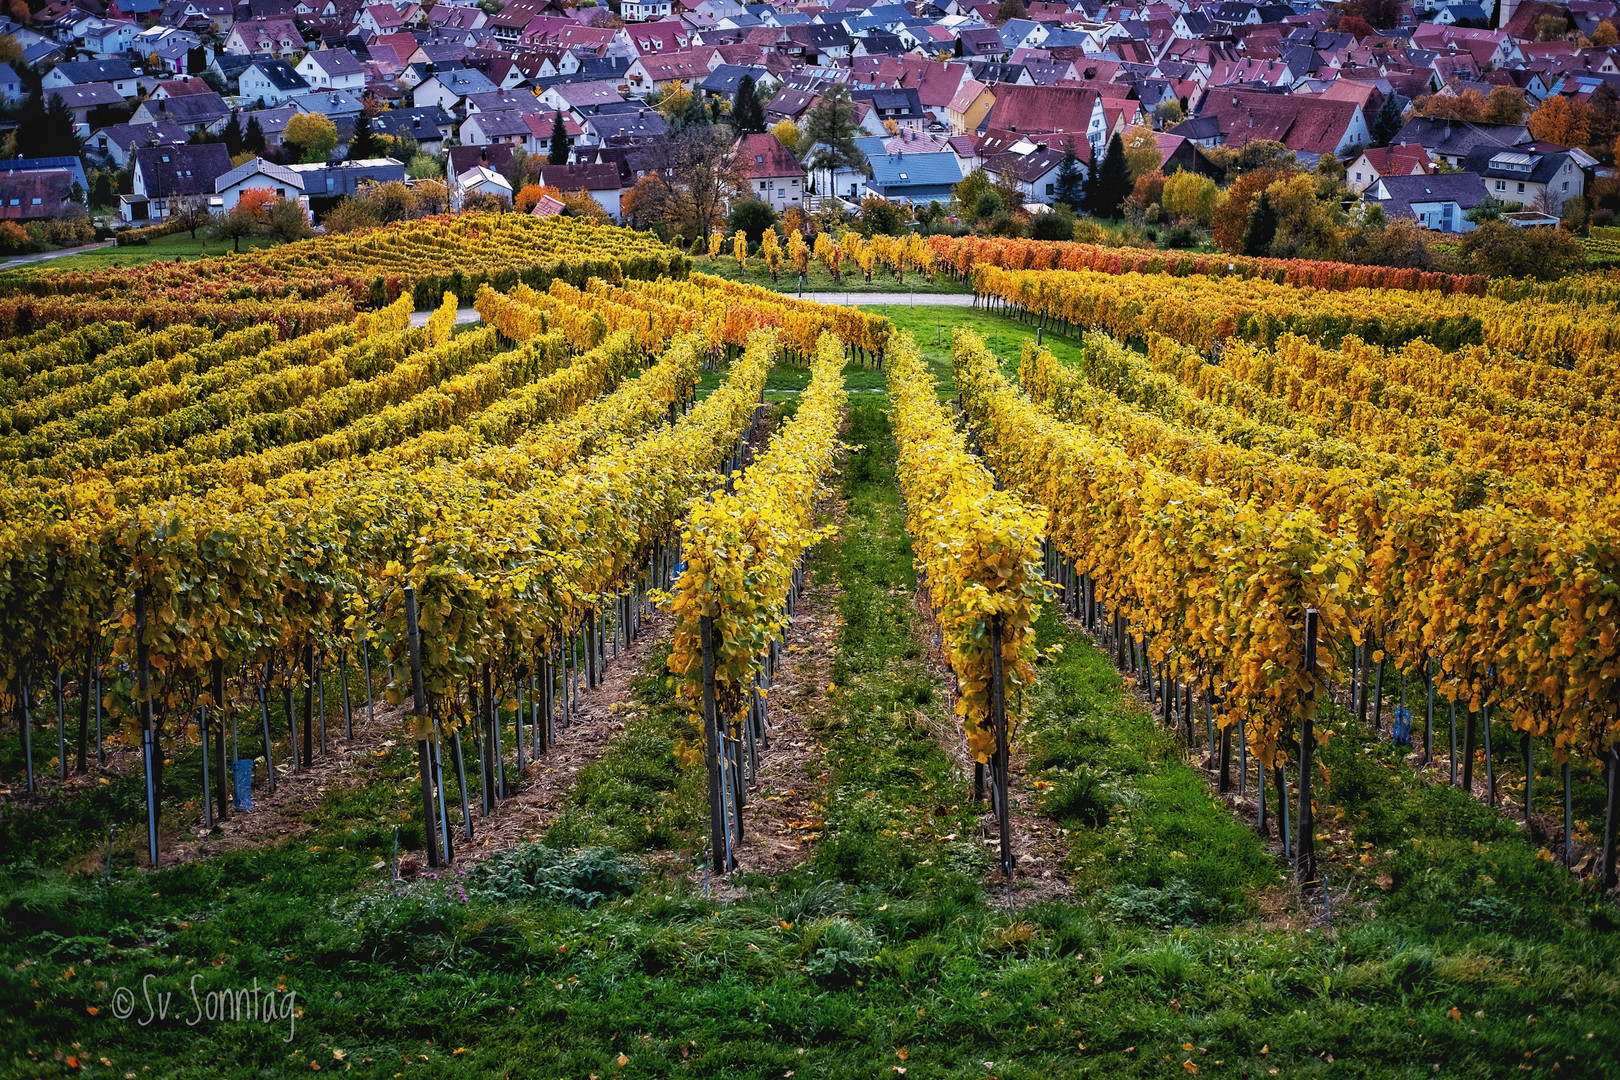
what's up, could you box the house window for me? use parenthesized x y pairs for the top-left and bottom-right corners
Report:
(1354, 171), (1361, 181)
(1495, 180), (1505, 191)
(1517, 182), (1525, 193)
(1045, 183), (1054, 194)
(1563, 181), (1569, 191)
(778, 187), (785, 197)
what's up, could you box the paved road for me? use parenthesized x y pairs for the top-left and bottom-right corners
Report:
(1, 240), (115, 267)
(407, 307), (488, 327)
(795, 291), (976, 307)
(407, 292), (975, 328)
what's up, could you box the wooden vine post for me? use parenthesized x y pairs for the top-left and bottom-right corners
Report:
(404, 585), (439, 869)
(1603, 745), (1620, 891)
(212, 659), (229, 824)
(990, 612), (1012, 880)
(135, 588), (160, 868)
(700, 614), (730, 873)
(1296, 608), (1318, 888)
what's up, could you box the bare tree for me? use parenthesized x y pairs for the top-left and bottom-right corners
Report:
(171, 193), (213, 239)
(621, 126), (747, 240)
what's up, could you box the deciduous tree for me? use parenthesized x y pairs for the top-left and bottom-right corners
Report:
(1529, 94), (1591, 148)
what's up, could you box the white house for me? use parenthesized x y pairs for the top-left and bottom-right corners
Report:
(452, 164), (512, 207)
(42, 59), (140, 98)
(214, 156), (306, 211)
(296, 48), (365, 92)
(413, 67), (498, 114)
(621, 0), (673, 20)
(240, 59), (310, 106)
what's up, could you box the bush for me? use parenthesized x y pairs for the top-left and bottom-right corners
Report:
(726, 199), (778, 245)
(801, 917), (875, 986)
(1166, 225), (1205, 247)
(0, 221), (36, 254)
(1038, 772), (1110, 827)
(114, 219), (189, 246)
(463, 843), (638, 908)
(1460, 219), (1586, 280)
(1029, 203), (1076, 241)
(857, 194), (909, 236)
(1105, 877), (1220, 929)
(320, 196), (381, 234)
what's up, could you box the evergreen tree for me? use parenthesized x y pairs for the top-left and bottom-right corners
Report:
(732, 74), (765, 135)
(42, 93), (79, 158)
(348, 112), (381, 160)
(682, 89), (711, 132)
(954, 36), (964, 57)
(224, 110), (245, 157)
(1052, 146), (1084, 211)
(1090, 133), (1130, 218)
(1591, 82), (1620, 162)
(798, 83), (866, 196)
(245, 115), (267, 154)
(1242, 190), (1279, 256)
(15, 86), (47, 159)
(549, 111), (569, 166)
(1370, 93), (1403, 148)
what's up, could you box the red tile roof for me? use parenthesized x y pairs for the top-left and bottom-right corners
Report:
(735, 132), (804, 179)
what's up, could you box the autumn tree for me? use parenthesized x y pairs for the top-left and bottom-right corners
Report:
(1461, 219), (1585, 279)
(1484, 86), (1528, 126)
(1211, 166), (1286, 252)
(284, 113), (338, 164)
(1594, 20), (1619, 47)
(557, 189), (610, 222)
(515, 182), (553, 213)
(1122, 122), (1162, 182)
(771, 119), (800, 148)
(1529, 94), (1592, 149)
(1337, 14), (1374, 37)
(210, 193), (269, 252)
(1161, 170), (1217, 225)
(1411, 89), (1487, 122)
(414, 179), (449, 215)
(265, 197), (312, 243)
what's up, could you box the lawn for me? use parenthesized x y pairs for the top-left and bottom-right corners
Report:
(5, 231), (278, 272)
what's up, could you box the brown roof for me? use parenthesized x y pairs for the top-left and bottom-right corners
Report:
(983, 84), (1100, 138)
(540, 162), (621, 191)
(0, 170), (73, 220)
(735, 132), (804, 179)
(1198, 88), (1362, 155)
